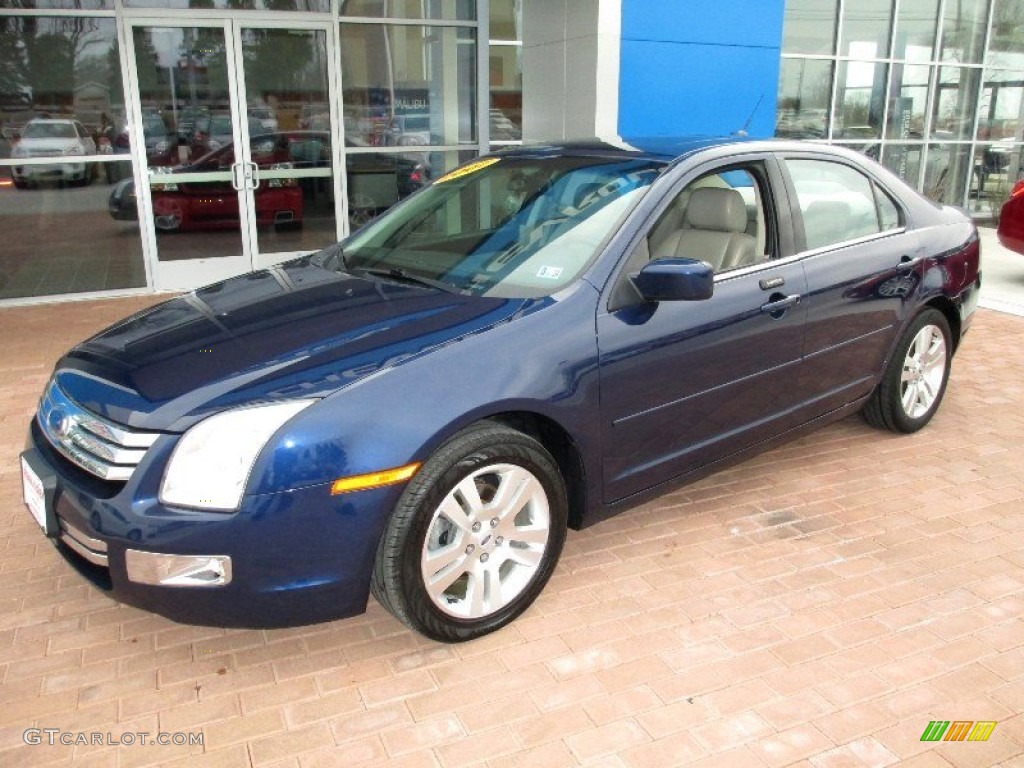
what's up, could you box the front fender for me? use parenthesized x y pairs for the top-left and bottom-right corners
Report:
(246, 283), (604, 513)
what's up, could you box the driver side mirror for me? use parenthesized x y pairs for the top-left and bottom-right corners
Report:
(633, 258), (714, 302)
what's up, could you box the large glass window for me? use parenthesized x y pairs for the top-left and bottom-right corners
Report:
(978, 69), (1024, 141)
(340, 0), (474, 20)
(0, 159), (145, 299)
(987, 0), (1024, 65)
(125, 0), (330, 10)
(340, 23), (477, 147)
(924, 142), (973, 203)
(940, 0), (989, 64)
(893, 0), (940, 61)
(932, 65), (983, 139)
(0, 0), (110, 7)
(887, 63), (930, 140)
(839, 0), (893, 59)
(781, 0), (838, 55)
(776, 58), (832, 139)
(835, 60), (888, 140)
(0, 13), (147, 300)
(0, 17), (120, 160)
(778, 0), (1023, 212)
(883, 143), (924, 187)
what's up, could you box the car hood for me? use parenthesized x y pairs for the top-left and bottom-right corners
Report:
(55, 258), (526, 432)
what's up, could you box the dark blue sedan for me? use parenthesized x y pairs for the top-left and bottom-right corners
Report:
(21, 138), (981, 641)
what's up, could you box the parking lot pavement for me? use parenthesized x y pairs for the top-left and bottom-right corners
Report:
(978, 225), (1024, 317)
(0, 296), (1022, 768)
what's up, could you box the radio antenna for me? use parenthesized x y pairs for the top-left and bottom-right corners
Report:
(733, 93), (765, 137)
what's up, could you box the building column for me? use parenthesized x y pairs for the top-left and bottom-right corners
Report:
(521, 0), (622, 141)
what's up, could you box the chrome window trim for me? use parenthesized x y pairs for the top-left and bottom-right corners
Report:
(714, 226), (910, 284)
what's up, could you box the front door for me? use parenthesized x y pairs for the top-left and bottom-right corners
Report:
(597, 159), (809, 503)
(125, 20), (341, 290)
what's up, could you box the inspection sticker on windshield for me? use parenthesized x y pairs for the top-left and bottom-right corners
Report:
(434, 157), (500, 184)
(536, 266), (563, 280)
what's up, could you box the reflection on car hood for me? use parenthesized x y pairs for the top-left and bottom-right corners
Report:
(55, 259), (525, 431)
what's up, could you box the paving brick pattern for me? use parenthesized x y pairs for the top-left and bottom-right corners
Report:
(0, 297), (1022, 768)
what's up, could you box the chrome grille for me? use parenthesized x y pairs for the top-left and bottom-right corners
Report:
(37, 379), (159, 482)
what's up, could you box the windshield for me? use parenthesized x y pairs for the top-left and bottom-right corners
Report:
(23, 122), (76, 139)
(335, 155), (663, 298)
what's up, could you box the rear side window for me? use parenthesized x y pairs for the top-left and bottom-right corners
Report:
(785, 159), (900, 251)
(876, 186), (901, 230)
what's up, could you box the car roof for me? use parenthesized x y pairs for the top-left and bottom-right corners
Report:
(490, 136), (743, 162)
(490, 136), (867, 164)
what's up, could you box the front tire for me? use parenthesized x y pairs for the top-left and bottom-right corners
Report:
(863, 308), (952, 433)
(371, 422), (568, 642)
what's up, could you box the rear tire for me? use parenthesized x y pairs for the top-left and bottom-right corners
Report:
(863, 308), (952, 433)
(371, 422), (568, 642)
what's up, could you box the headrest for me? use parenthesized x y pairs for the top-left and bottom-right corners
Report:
(684, 187), (748, 233)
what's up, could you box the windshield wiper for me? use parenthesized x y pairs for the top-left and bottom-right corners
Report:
(353, 266), (463, 295)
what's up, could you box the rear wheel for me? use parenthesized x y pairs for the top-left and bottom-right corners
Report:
(863, 308), (952, 433)
(371, 422), (568, 642)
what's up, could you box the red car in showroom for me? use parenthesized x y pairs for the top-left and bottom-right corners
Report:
(997, 180), (1024, 254)
(109, 131), (305, 232)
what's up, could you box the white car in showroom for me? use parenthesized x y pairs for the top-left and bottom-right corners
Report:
(11, 118), (96, 188)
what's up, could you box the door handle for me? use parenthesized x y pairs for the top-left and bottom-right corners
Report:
(230, 162), (244, 191)
(760, 293), (801, 315)
(897, 254), (924, 272)
(248, 161), (259, 190)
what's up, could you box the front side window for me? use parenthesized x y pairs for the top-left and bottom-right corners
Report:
(647, 165), (774, 273)
(786, 159), (900, 250)
(331, 155), (664, 298)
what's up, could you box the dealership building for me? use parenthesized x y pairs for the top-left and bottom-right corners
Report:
(0, 0), (1021, 304)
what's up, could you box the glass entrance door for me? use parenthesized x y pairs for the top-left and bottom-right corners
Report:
(126, 20), (339, 290)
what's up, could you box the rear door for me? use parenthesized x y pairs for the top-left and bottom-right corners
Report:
(597, 154), (809, 503)
(779, 155), (921, 415)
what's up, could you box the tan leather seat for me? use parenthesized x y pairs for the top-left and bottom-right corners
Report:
(652, 187), (756, 271)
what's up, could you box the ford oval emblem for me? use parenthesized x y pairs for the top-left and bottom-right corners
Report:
(50, 410), (74, 439)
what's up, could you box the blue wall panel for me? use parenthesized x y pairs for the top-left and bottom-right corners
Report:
(618, 0), (786, 138)
(621, 0), (784, 49)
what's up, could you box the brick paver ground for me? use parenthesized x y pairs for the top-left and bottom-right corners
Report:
(0, 297), (1022, 768)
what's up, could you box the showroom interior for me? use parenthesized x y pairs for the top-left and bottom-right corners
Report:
(0, 0), (1022, 303)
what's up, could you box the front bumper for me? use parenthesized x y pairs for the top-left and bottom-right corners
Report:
(22, 420), (401, 627)
(13, 162), (86, 181)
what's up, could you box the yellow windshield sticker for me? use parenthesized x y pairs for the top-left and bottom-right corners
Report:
(434, 157), (500, 184)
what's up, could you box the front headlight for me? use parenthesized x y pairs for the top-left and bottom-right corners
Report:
(160, 400), (315, 511)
